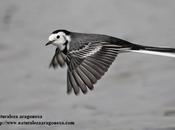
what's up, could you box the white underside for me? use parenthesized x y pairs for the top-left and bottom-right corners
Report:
(130, 50), (175, 58)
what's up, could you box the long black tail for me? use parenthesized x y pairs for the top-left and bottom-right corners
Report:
(129, 44), (175, 57)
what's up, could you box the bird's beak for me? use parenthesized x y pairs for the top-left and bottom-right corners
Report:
(45, 41), (53, 46)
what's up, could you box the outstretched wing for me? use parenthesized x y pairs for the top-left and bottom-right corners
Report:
(66, 42), (119, 95)
(49, 48), (67, 68)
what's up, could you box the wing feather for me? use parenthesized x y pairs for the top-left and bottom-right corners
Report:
(78, 65), (97, 84)
(67, 42), (119, 94)
(83, 60), (105, 75)
(86, 58), (108, 71)
(50, 48), (66, 68)
(81, 62), (101, 80)
(67, 71), (72, 94)
(68, 70), (80, 95)
(72, 70), (88, 94)
(76, 67), (94, 90)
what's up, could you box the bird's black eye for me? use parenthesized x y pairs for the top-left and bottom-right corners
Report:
(57, 35), (60, 39)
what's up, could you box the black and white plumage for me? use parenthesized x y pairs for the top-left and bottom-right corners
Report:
(45, 29), (175, 95)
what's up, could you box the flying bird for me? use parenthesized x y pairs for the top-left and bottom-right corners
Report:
(45, 30), (175, 95)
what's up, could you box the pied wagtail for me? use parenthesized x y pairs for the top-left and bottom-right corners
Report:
(45, 29), (175, 95)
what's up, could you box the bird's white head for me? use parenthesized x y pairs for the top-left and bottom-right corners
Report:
(46, 30), (71, 50)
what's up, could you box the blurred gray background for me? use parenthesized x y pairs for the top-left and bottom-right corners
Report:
(0, 0), (175, 130)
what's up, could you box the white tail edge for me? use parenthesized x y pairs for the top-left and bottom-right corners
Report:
(130, 50), (175, 58)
